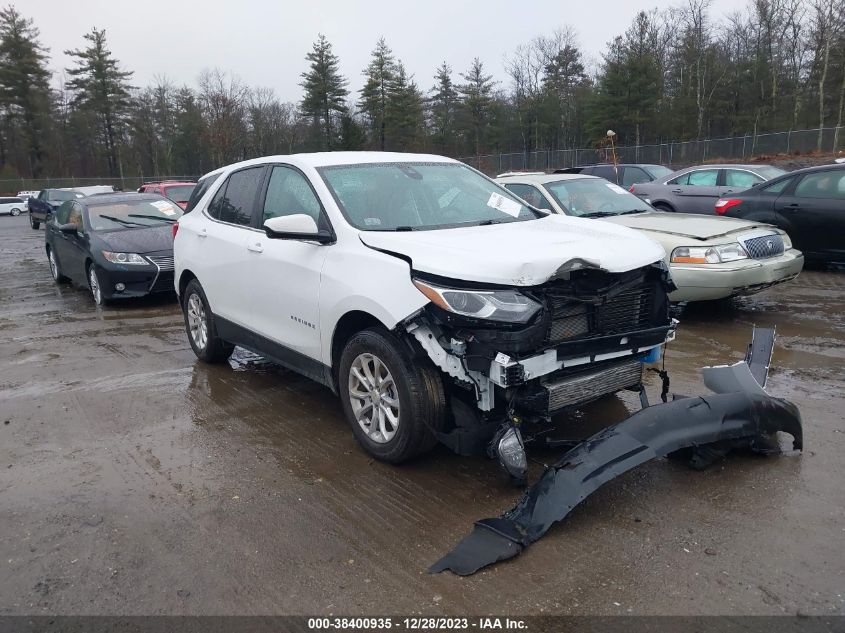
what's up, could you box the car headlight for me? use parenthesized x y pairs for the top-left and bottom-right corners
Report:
(670, 243), (748, 264)
(102, 251), (148, 265)
(412, 279), (541, 324)
(780, 232), (792, 249)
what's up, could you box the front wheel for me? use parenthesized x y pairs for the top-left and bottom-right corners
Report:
(30, 215), (40, 229)
(88, 264), (110, 306)
(182, 279), (234, 363)
(48, 248), (69, 283)
(339, 327), (445, 463)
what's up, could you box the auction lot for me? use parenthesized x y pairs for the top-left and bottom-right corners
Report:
(0, 213), (843, 616)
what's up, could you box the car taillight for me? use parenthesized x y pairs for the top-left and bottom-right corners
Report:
(715, 199), (742, 215)
(172, 222), (179, 239)
(629, 185), (635, 193)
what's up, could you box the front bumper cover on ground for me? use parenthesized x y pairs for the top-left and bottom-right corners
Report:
(430, 327), (803, 576)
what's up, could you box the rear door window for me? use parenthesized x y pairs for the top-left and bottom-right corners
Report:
(207, 167), (264, 226)
(794, 171), (845, 200)
(686, 169), (719, 186)
(591, 165), (618, 182)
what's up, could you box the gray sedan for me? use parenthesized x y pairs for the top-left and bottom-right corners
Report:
(630, 164), (786, 214)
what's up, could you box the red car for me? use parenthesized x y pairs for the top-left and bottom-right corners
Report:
(137, 181), (196, 209)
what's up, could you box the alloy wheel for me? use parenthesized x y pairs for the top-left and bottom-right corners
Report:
(88, 267), (102, 305)
(49, 250), (58, 280)
(186, 293), (208, 350)
(348, 352), (401, 444)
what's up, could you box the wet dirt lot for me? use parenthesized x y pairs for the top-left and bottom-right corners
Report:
(0, 213), (843, 616)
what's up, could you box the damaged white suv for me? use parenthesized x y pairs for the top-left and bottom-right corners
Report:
(174, 152), (676, 466)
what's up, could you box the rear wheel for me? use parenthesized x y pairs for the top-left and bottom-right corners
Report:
(653, 202), (674, 213)
(339, 327), (445, 463)
(182, 278), (234, 363)
(10, 208), (20, 216)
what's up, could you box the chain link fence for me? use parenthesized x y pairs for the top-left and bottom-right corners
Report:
(2, 126), (843, 192)
(461, 126), (845, 175)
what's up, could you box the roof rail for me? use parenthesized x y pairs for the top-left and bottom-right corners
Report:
(496, 171), (546, 178)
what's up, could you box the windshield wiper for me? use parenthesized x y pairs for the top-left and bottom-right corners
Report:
(393, 226), (419, 232)
(579, 211), (618, 218)
(97, 215), (144, 227)
(617, 209), (650, 215)
(476, 218), (510, 226)
(127, 214), (177, 223)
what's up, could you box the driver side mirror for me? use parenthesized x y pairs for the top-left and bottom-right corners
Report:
(263, 214), (332, 244)
(58, 223), (79, 235)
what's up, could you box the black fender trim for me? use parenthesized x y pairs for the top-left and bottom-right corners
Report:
(429, 391), (802, 576)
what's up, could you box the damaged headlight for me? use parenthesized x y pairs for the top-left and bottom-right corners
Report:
(670, 243), (748, 264)
(413, 279), (541, 324)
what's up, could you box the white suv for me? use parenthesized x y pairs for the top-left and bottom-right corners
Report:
(174, 152), (675, 464)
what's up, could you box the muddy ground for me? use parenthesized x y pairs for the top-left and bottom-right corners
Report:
(0, 213), (843, 616)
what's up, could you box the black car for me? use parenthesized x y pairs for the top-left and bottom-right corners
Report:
(28, 188), (86, 229)
(717, 164), (845, 264)
(45, 193), (182, 305)
(553, 164), (673, 187)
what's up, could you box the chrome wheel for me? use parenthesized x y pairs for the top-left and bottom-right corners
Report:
(348, 353), (400, 444)
(49, 250), (58, 280)
(186, 293), (208, 350)
(88, 267), (102, 305)
(11, 208), (20, 216)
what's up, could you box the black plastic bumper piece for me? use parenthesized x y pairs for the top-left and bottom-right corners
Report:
(429, 391), (802, 576)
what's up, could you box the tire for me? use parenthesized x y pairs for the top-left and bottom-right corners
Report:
(10, 208), (20, 216)
(338, 327), (446, 463)
(30, 215), (40, 229)
(87, 264), (110, 306)
(47, 247), (69, 283)
(182, 278), (234, 363)
(653, 202), (674, 213)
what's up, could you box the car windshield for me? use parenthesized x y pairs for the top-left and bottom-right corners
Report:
(318, 162), (540, 231)
(162, 185), (195, 203)
(755, 166), (787, 180)
(544, 178), (653, 217)
(87, 199), (183, 231)
(645, 165), (673, 179)
(49, 190), (84, 202)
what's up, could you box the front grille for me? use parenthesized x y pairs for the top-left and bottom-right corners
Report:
(742, 234), (784, 259)
(148, 255), (175, 271)
(547, 282), (656, 344)
(519, 357), (643, 413)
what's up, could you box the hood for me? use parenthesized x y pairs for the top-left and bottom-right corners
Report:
(97, 224), (174, 254)
(600, 211), (775, 240)
(358, 214), (665, 286)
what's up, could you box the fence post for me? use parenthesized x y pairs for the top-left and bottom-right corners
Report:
(786, 130), (791, 154)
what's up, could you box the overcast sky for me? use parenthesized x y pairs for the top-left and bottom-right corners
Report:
(26, 0), (739, 103)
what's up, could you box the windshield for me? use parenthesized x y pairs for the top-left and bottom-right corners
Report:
(318, 162), (539, 231)
(49, 190), (84, 202)
(87, 198), (183, 231)
(544, 178), (653, 217)
(645, 165), (673, 179)
(162, 184), (195, 203)
(755, 166), (787, 180)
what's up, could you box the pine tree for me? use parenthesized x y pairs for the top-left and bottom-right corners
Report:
(65, 29), (133, 177)
(385, 62), (425, 150)
(428, 62), (457, 153)
(457, 58), (496, 158)
(0, 6), (51, 177)
(300, 34), (348, 150)
(359, 37), (396, 150)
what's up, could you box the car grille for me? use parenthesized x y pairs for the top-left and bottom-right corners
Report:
(742, 234), (784, 259)
(150, 271), (175, 293)
(148, 255), (175, 271)
(546, 282), (656, 344)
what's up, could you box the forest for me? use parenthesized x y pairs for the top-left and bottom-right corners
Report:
(0, 0), (843, 181)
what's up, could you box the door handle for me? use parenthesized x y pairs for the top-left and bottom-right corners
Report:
(247, 241), (263, 253)
(671, 189), (683, 194)
(198, 228), (207, 238)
